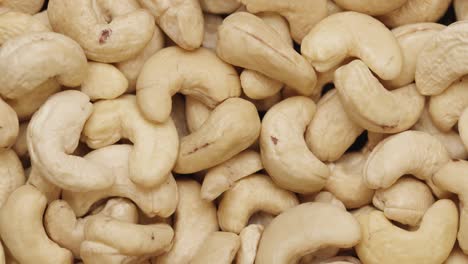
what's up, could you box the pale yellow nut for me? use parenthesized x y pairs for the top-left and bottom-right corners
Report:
(1, 0), (44, 14)
(200, 0), (241, 14)
(191, 232), (240, 264)
(80, 62), (128, 101)
(0, 11), (49, 45)
(235, 224), (263, 264)
(0, 98), (18, 151)
(455, 0), (468, 21)
(333, 0), (407, 15)
(0, 150), (25, 208)
(302, 12), (403, 80)
(355, 199), (458, 264)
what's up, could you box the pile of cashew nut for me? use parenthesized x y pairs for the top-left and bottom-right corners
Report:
(3, 0), (468, 263)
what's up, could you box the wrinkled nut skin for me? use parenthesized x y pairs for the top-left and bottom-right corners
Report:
(0, 185), (73, 264)
(335, 60), (425, 133)
(83, 95), (179, 188)
(0, 32), (87, 100)
(0, 150), (25, 208)
(261, 96), (330, 194)
(455, 0), (468, 21)
(0, 11), (49, 45)
(416, 21), (468, 96)
(191, 232), (240, 264)
(48, 0), (155, 63)
(256, 202), (361, 264)
(236, 224), (263, 264)
(240, 0), (327, 43)
(80, 62), (128, 100)
(174, 98), (260, 174)
(333, 0), (407, 15)
(355, 199), (458, 264)
(200, 0), (241, 14)
(0, 98), (18, 151)
(137, 46), (241, 123)
(218, 174), (299, 234)
(216, 12), (317, 95)
(1, 0), (44, 14)
(302, 12), (403, 81)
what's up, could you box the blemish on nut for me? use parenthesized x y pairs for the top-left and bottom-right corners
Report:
(186, 142), (211, 155)
(271, 136), (279, 145)
(99, 29), (112, 44)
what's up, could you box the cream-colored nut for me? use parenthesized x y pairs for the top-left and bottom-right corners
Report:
(306, 256), (361, 264)
(1, 0), (44, 14)
(200, 0), (241, 14)
(302, 12), (403, 80)
(216, 12), (317, 95)
(201, 150), (263, 201)
(202, 14), (223, 51)
(83, 95), (178, 188)
(429, 76), (468, 131)
(0, 32), (87, 100)
(261, 96), (330, 193)
(373, 177), (435, 226)
(306, 89), (364, 162)
(256, 202), (361, 264)
(185, 96), (212, 133)
(26, 166), (61, 203)
(154, 179), (218, 264)
(333, 0), (407, 15)
(33, 10), (51, 29)
(413, 108), (467, 160)
(248, 92), (283, 112)
(378, 0), (451, 28)
(62, 145), (178, 218)
(27, 90), (113, 192)
(171, 94), (189, 138)
(191, 232), (240, 264)
(248, 212), (275, 228)
(137, 0), (203, 50)
(240, 0), (327, 43)
(48, 0), (154, 62)
(0, 185), (73, 264)
(45, 198), (138, 258)
(137, 46), (241, 123)
(384, 23), (446, 89)
(0, 98), (18, 151)
(313, 191), (347, 211)
(444, 244), (468, 264)
(355, 199), (458, 264)
(0, 150), (25, 207)
(235, 224), (263, 264)
(416, 21), (468, 95)
(364, 131), (451, 198)
(335, 60), (425, 133)
(218, 174), (299, 234)
(0, 11), (49, 45)
(455, 0), (468, 21)
(174, 98), (260, 174)
(12, 122), (27, 159)
(80, 62), (127, 100)
(115, 24), (165, 91)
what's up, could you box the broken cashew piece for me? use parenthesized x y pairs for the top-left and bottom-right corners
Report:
(256, 202), (361, 264)
(455, 0), (468, 21)
(235, 224), (263, 264)
(333, 0), (407, 15)
(0, 98), (18, 151)
(261, 96), (330, 193)
(191, 232), (240, 264)
(80, 62), (127, 100)
(0, 150), (25, 207)
(200, 0), (241, 14)
(0, 11), (49, 45)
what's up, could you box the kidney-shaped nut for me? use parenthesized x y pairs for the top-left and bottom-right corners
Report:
(48, 0), (155, 63)
(240, 0), (327, 43)
(0, 98), (18, 151)
(137, 46), (241, 123)
(1, 0), (44, 14)
(335, 60), (425, 133)
(302, 12), (403, 80)
(62, 144), (177, 218)
(200, 0), (241, 14)
(355, 199), (458, 264)
(218, 174), (299, 234)
(236, 224), (263, 264)
(0, 11), (49, 45)
(27, 90), (113, 192)
(154, 179), (218, 264)
(0, 185), (73, 264)
(416, 21), (468, 95)
(261, 96), (330, 193)
(256, 202), (361, 264)
(455, 0), (468, 21)
(373, 177), (435, 227)
(216, 12), (317, 95)
(0, 149), (25, 208)
(364, 131), (450, 197)
(379, 0), (451, 28)
(83, 95), (179, 188)
(191, 232), (240, 264)
(80, 62), (127, 101)
(174, 98), (260, 174)
(333, 0), (407, 15)
(0, 32), (87, 100)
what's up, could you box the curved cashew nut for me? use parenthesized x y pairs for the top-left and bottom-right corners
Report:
(306, 89), (364, 162)
(218, 174), (299, 234)
(216, 12), (317, 95)
(0, 32), (87, 99)
(62, 144), (178, 218)
(384, 23), (446, 89)
(174, 98), (260, 174)
(239, 0), (327, 43)
(455, 0), (468, 21)
(364, 131), (451, 197)
(200, 0), (241, 14)
(0, 185), (73, 264)
(137, 46), (241, 123)
(201, 150), (263, 201)
(0, 11), (49, 45)
(80, 62), (127, 100)
(378, 0), (451, 28)
(302, 12), (403, 80)
(444, 244), (468, 264)
(355, 199), (458, 264)
(27, 90), (113, 192)
(235, 224), (263, 264)
(191, 232), (240, 264)
(333, 0), (407, 15)
(138, 0), (203, 50)
(0, 98), (18, 151)
(261, 96), (330, 193)
(335, 60), (425, 133)
(154, 179), (218, 264)
(0, 0), (44, 14)
(185, 96), (212, 133)
(83, 95), (179, 188)
(0, 150), (25, 207)
(256, 202), (361, 264)
(416, 21), (468, 95)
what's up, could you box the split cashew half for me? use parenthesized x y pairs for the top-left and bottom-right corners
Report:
(333, 0), (407, 15)
(191, 232), (240, 264)
(0, 150), (25, 207)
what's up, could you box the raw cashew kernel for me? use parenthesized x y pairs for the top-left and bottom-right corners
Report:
(0, 11), (49, 45)
(455, 0), (468, 21)
(235, 224), (263, 264)
(218, 174), (299, 234)
(0, 150), (25, 207)
(191, 232), (240, 264)
(333, 0), (407, 16)
(0, 98), (18, 151)
(200, 0), (241, 14)
(0, 0), (44, 14)
(80, 62), (128, 101)
(302, 12), (403, 80)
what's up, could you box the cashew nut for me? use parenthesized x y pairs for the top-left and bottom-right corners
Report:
(200, 0), (241, 14)
(80, 62), (128, 101)
(191, 232), (240, 264)
(333, 0), (407, 15)
(235, 224), (263, 264)
(455, 0), (468, 21)
(0, 149), (24, 207)
(0, 0), (44, 14)
(0, 11), (49, 45)
(0, 98), (18, 151)
(379, 0), (451, 28)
